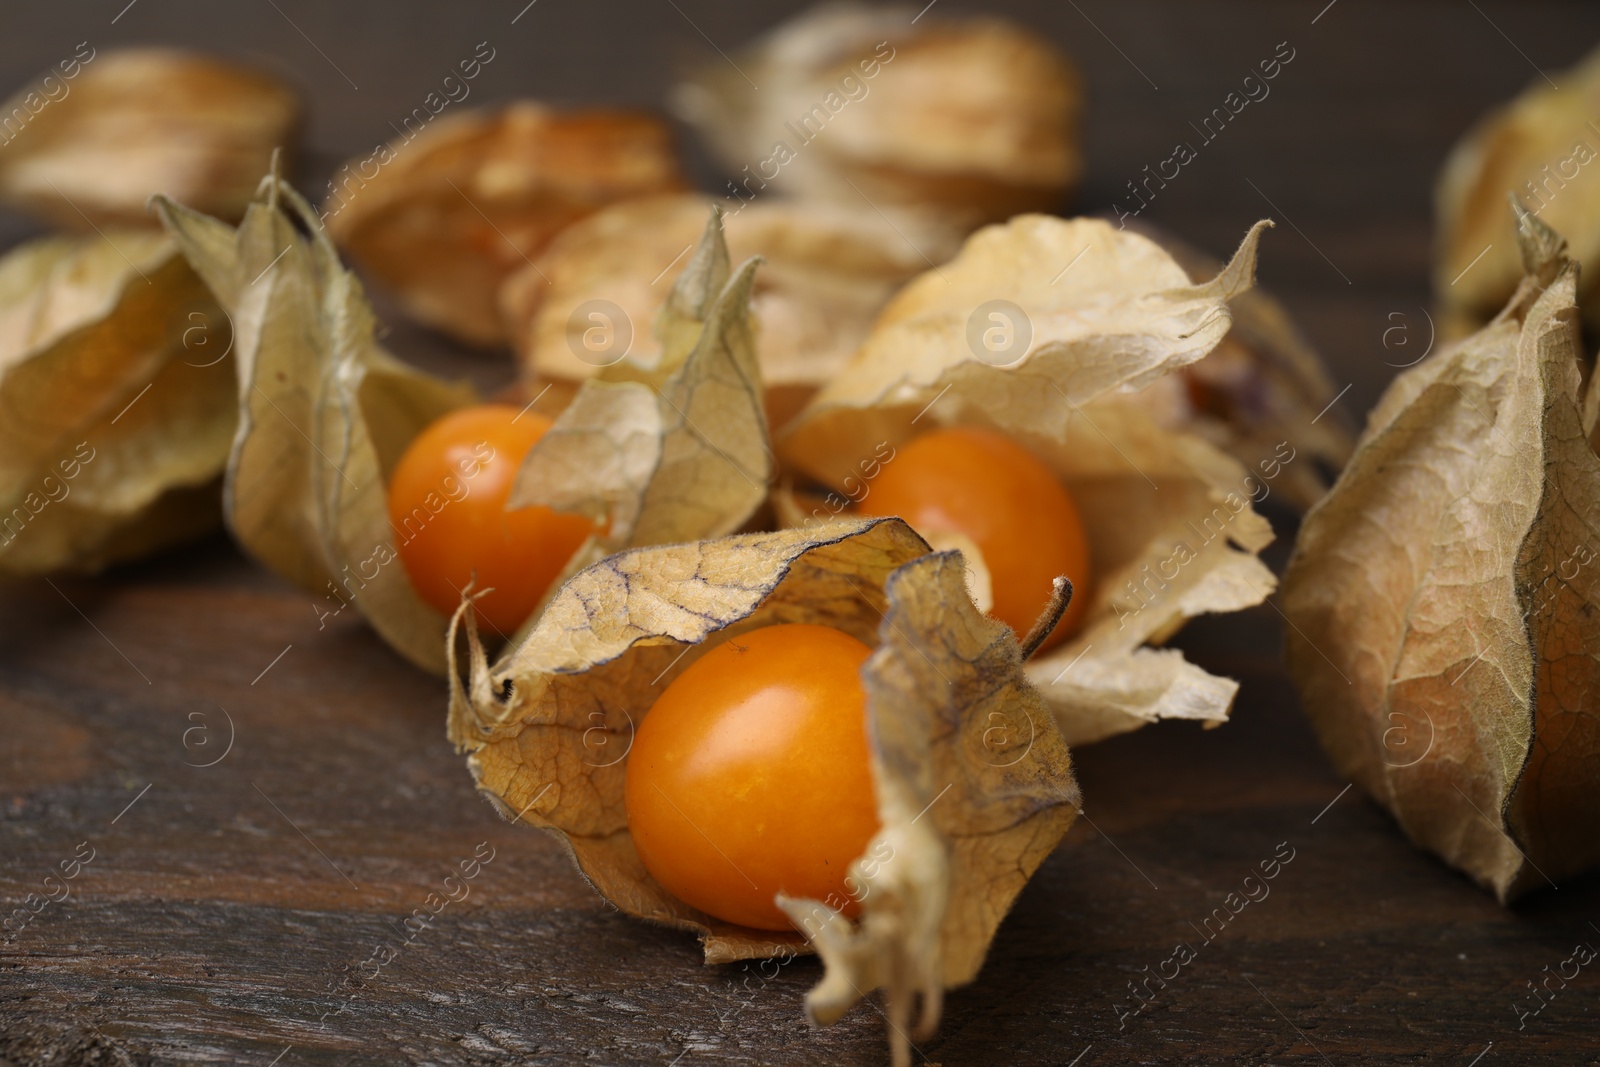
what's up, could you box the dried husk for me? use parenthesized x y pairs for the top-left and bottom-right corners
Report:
(0, 49), (298, 229)
(506, 207), (774, 598)
(156, 180), (771, 673)
(447, 517), (1079, 1067)
(671, 3), (1082, 231)
(1436, 44), (1600, 334)
(1283, 206), (1600, 902)
(501, 193), (959, 428)
(782, 215), (1280, 747)
(155, 172), (478, 673)
(1125, 218), (1356, 512)
(325, 103), (688, 347)
(0, 230), (235, 574)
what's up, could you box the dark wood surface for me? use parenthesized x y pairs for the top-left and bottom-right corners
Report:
(5, 2), (1600, 1065)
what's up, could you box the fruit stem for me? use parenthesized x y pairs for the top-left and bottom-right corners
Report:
(1019, 576), (1073, 660)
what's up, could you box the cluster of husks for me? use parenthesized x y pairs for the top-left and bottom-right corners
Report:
(20, 9), (1579, 1067)
(313, 3), (1083, 369)
(0, 20), (1342, 1054)
(325, 104), (689, 347)
(500, 193), (960, 426)
(148, 177), (770, 674)
(454, 208), (1293, 1067)
(0, 47), (293, 573)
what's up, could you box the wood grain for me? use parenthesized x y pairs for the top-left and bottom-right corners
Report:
(5, 2), (1600, 1065)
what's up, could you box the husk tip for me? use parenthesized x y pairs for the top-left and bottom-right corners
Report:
(1508, 191), (1568, 275)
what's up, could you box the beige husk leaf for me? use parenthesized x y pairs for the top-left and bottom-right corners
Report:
(1436, 44), (1600, 335)
(1282, 205), (1600, 902)
(670, 3), (1082, 231)
(154, 171), (478, 673)
(506, 207), (773, 596)
(447, 517), (1079, 1067)
(782, 215), (1280, 747)
(325, 102), (687, 347)
(501, 193), (959, 427)
(1125, 218), (1356, 511)
(0, 230), (235, 574)
(0, 48), (299, 229)
(155, 180), (770, 672)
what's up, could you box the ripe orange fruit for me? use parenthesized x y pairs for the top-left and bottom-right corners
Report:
(387, 404), (595, 634)
(625, 623), (881, 931)
(855, 425), (1090, 649)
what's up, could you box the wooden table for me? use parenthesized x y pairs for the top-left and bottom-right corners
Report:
(5, 2), (1599, 1064)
